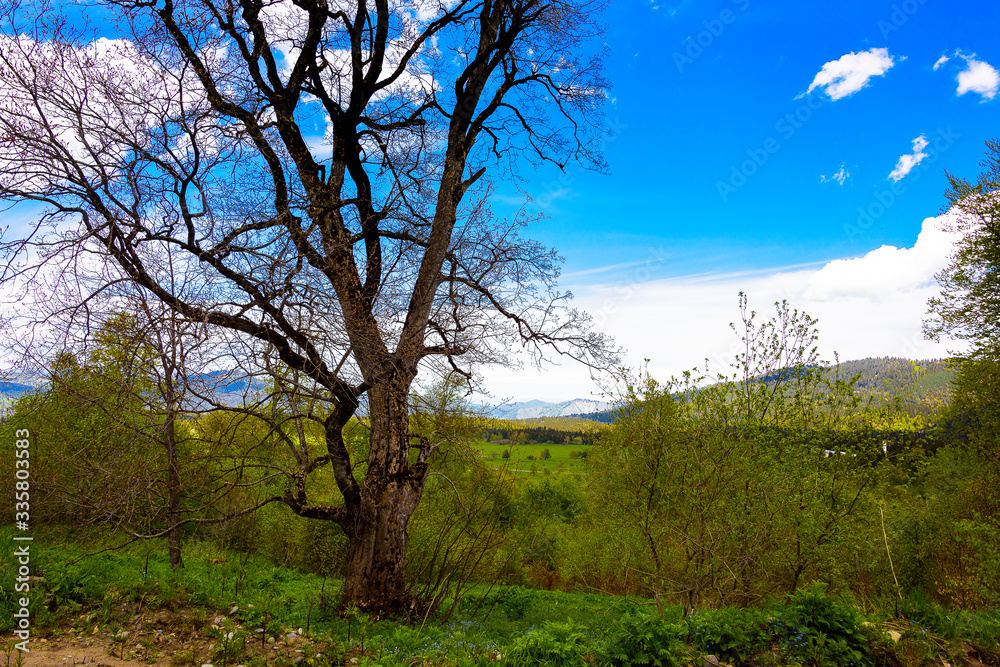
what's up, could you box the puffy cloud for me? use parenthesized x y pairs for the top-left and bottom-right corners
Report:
(480, 215), (964, 402)
(804, 48), (896, 100)
(888, 135), (929, 182)
(956, 55), (999, 100)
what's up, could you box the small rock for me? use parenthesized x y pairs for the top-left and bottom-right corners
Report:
(293, 658), (304, 665)
(703, 656), (722, 667)
(230, 606), (239, 615)
(212, 616), (226, 625)
(266, 637), (275, 644)
(888, 630), (902, 643)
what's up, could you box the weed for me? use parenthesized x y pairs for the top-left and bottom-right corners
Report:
(603, 611), (687, 667)
(504, 620), (591, 667)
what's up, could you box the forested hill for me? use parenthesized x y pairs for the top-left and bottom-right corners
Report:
(831, 357), (953, 419)
(562, 357), (954, 424)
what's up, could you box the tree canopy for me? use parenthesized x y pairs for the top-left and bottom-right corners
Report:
(0, 0), (615, 613)
(925, 139), (1000, 363)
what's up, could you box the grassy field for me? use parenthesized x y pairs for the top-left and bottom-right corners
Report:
(473, 441), (592, 476)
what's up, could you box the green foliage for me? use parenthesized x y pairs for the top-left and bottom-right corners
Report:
(504, 620), (591, 667)
(602, 611), (686, 667)
(775, 584), (870, 667)
(686, 607), (766, 665)
(925, 139), (1000, 362)
(590, 296), (892, 612)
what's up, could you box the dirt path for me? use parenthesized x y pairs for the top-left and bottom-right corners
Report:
(19, 637), (157, 667)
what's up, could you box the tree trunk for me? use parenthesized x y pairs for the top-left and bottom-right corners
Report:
(340, 478), (421, 613)
(338, 375), (426, 615)
(162, 362), (184, 570)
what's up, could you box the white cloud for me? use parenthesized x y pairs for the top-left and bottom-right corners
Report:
(479, 215), (964, 402)
(804, 48), (896, 100)
(956, 55), (999, 100)
(933, 54), (950, 70)
(888, 135), (929, 182)
(820, 164), (850, 185)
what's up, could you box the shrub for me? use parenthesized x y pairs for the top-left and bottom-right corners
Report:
(775, 583), (871, 667)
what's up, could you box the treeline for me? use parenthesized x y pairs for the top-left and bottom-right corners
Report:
(481, 424), (599, 446)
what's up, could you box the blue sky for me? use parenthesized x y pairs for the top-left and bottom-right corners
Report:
(2, 0), (996, 402)
(481, 0), (1000, 401)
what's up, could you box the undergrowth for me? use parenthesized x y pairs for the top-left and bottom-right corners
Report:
(2, 526), (998, 667)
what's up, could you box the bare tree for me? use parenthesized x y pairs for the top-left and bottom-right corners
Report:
(0, 0), (613, 613)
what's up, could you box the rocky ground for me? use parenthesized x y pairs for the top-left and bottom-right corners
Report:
(11, 606), (335, 667)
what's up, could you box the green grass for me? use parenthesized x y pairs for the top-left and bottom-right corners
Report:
(473, 441), (592, 476)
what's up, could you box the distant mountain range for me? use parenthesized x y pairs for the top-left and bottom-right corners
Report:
(1, 357), (953, 421)
(482, 398), (610, 421)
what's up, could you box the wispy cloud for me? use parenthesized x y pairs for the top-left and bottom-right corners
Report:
(561, 257), (668, 281)
(820, 164), (850, 185)
(888, 135), (929, 182)
(932, 54), (950, 70)
(803, 48), (896, 100)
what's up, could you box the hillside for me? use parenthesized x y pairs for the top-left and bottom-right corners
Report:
(829, 357), (953, 419)
(498, 357), (956, 425)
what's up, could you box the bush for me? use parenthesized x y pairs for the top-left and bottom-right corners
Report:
(602, 611), (686, 667)
(686, 607), (764, 665)
(774, 583), (871, 667)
